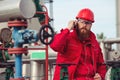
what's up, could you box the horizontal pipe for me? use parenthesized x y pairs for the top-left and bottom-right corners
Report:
(99, 38), (120, 43)
(0, 0), (36, 22)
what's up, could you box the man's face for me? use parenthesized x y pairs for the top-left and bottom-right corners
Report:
(76, 19), (92, 38)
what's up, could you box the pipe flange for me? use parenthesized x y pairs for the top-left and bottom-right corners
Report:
(8, 20), (27, 27)
(8, 48), (28, 54)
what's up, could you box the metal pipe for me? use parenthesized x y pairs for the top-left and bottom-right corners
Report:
(116, 0), (120, 50)
(0, 0), (36, 22)
(99, 38), (120, 43)
(31, 61), (44, 80)
(49, 0), (54, 27)
(15, 55), (22, 78)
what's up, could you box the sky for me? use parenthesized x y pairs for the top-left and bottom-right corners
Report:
(46, 0), (116, 38)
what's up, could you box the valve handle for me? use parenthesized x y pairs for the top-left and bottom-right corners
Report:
(39, 25), (54, 45)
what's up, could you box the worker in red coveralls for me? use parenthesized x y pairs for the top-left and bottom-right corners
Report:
(50, 8), (107, 80)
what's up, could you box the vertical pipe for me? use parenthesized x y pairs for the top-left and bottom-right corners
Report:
(43, 5), (49, 80)
(15, 54), (22, 78)
(13, 27), (23, 78)
(49, 0), (54, 27)
(45, 45), (48, 80)
(116, 0), (120, 50)
(31, 61), (41, 80)
(100, 42), (106, 60)
(23, 64), (31, 79)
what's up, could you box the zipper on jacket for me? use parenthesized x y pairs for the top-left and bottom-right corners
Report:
(84, 44), (95, 80)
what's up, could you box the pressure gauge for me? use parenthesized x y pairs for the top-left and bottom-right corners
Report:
(111, 50), (120, 60)
(0, 28), (12, 43)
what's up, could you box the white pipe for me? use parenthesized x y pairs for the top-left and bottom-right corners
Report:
(100, 42), (106, 60)
(0, 0), (36, 22)
(22, 64), (31, 79)
(116, 0), (120, 50)
(31, 61), (44, 80)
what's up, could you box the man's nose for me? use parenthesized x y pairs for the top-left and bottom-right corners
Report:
(82, 23), (87, 27)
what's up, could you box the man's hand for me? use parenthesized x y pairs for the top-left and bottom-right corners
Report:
(94, 73), (102, 80)
(67, 20), (77, 30)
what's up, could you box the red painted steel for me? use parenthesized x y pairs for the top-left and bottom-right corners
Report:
(8, 48), (28, 54)
(8, 20), (27, 27)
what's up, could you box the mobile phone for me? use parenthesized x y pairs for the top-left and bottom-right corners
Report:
(74, 22), (78, 29)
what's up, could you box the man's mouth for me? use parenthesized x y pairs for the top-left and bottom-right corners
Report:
(81, 29), (87, 33)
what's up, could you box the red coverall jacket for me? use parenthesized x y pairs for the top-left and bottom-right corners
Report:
(50, 29), (106, 80)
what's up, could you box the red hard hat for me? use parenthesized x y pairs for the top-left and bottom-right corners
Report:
(76, 8), (94, 22)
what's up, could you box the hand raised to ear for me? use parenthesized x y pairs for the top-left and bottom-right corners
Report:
(67, 20), (77, 30)
(94, 73), (102, 80)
